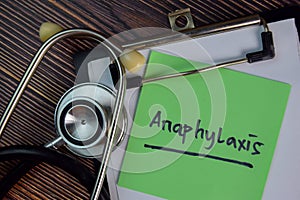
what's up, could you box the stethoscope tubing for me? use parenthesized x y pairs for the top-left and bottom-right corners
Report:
(0, 145), (112, 199)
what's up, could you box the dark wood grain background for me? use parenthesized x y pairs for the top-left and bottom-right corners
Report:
(0, 1), (299, 199)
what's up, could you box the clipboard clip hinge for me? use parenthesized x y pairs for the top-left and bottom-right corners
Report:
(168, 8), (195, 32)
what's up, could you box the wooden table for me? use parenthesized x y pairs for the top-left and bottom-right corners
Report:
(1, 1), (299, 199)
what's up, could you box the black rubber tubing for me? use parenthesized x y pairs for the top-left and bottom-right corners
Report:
(0, 145), (96, 198)
(0, 160), (37, 199)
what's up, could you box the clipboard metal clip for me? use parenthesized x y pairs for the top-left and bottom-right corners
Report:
(138, 9), (276, 84)
(168, 8), (274, 63)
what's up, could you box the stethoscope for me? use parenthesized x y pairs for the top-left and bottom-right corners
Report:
(0, 13), (273, 199)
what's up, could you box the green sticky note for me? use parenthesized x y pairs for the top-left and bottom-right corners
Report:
(118, 51), (291, 200)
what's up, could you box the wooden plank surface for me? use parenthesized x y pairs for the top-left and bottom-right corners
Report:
(0, 0), (299, 199)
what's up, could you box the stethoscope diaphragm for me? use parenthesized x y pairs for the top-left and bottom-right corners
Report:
(54, 83), (127, 158)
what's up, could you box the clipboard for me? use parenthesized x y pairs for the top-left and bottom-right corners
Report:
(95, 7), (300, 200)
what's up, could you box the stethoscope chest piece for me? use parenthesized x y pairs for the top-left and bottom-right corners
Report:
(54, 83), (126, 158)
